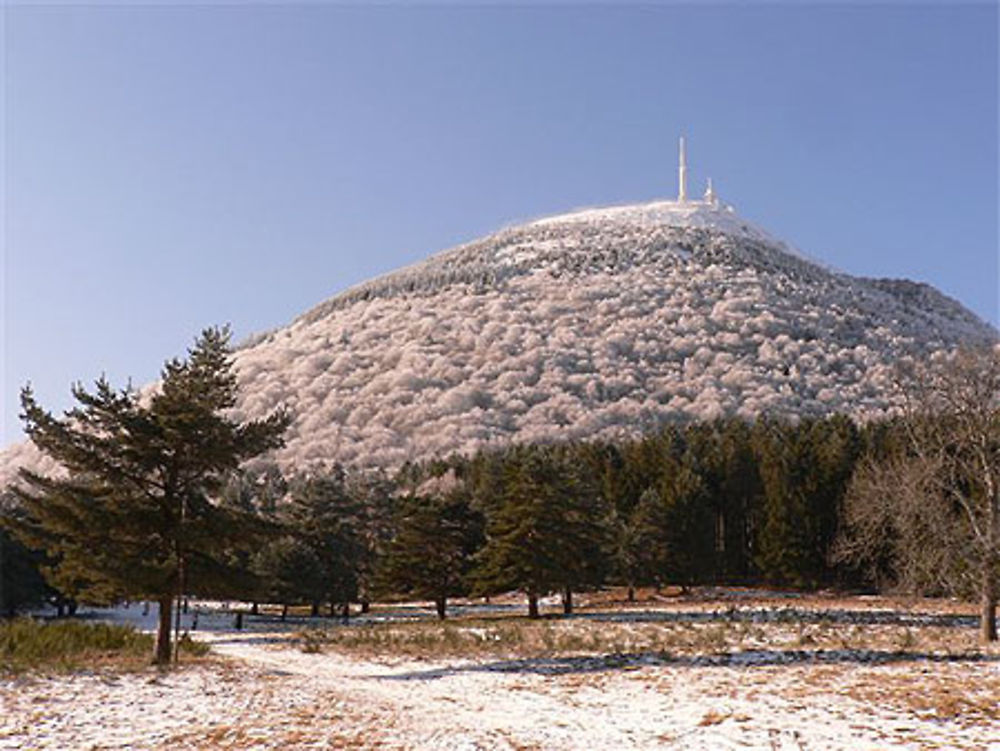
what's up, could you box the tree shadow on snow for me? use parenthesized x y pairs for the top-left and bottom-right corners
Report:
(373, 648), (1000, 681)
(200, 633), (295, 647)
(569, 608), (978, 629)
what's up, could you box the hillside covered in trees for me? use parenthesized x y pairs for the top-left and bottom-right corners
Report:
(4, 326), (997, 653)
(2, 199), (995, 483)
(3, 199), (996, 649)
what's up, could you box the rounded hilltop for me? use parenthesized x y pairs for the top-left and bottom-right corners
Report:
(2, 144), (996, 481)
(526, 197), (811, 263)
(289, 138), (824, 328)
(528, 136), (765, 244)
(222, 148), (993, 471)
(525, 134), (798, 252)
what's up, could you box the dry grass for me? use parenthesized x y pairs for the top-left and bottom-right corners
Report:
(0, 618), (154, 674)
(845, 668), (1000, 723)
(157, 681), (398, 750)
(291, 603), (990, 665)
(7, 590), (996, 751)
(698, 709), (730, 726)
(0, 618), (216, 675)
(295, 616), (685, 660)
(163, 724), (388, 751)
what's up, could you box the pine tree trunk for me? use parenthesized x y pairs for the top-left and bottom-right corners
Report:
(281, 604), (288, 621)
(310, 602), (320, 617)
(251, 602), (259, 616)
(981, 564), (997, 642)
(627, 585), (635, 603)
(154, 596), (173, 666)
(341, 602), (350, 621)
(562, 587), (573, 615)
(527, 592), (539, 619)
(360, 599), (370, 614)
(435, 596), (447, 620)
(173, 594), (182, 664)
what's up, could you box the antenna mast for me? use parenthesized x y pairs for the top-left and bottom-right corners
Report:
(678, 136), (688, 203)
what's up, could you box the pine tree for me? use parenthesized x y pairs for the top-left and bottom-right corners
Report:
(278, 471), (365, 616)
(253, 535), (328, 615)
(605, 501), (645, 602)
(218, 464), (289, 610)
(683, 419), (762, 583)
(377, 494), (484, 619)
(630, 486), (671, 590)
(344, 468), (396, 614)
(751, 417), (860, 587)
(657, 454), (714, 589)
(474, 445), (608, 617)
(752, 420), (815, 586)
(7, 327), (289, 664)
(548, 444), (609, 613)
(0, 496), (56, 617)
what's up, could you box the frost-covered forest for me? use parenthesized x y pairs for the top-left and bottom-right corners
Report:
(1, 200), (994, 482)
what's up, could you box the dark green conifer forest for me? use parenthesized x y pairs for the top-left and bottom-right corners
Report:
(4, 342), (997, 643)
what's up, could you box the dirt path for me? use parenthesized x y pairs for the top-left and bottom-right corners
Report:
(3, 614), (999, 750)
(203, 633), (1000, 750)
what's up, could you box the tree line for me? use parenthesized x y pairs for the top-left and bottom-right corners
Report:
(2, 416), (868, 622)
(2, 329), (997, 664)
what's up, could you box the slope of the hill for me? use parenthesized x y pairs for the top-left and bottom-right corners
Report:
(2, 199), (995, 481)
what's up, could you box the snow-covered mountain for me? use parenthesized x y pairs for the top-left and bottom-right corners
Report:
(2, 197), (995, 481)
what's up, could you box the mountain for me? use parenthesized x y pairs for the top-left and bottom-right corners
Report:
(2, 196), (995, 482)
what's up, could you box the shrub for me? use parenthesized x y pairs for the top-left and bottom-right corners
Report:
(0, 618), (154, 672)
(298, 628), (327, 654)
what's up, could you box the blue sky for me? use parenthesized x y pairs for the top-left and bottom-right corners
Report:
(3, 2), (998, 444)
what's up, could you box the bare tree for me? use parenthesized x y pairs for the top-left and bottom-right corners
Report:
(836, 346), (1000, 641)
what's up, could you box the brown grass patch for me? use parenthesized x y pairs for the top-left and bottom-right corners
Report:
(845, 667), (1000, 723)
(698, 709), (731, 725)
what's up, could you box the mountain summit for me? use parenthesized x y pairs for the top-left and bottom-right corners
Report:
(2, 146), (995, 480)
(217, 145), (992, 471)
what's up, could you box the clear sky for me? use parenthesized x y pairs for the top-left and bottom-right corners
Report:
(3, 2), (998, 445)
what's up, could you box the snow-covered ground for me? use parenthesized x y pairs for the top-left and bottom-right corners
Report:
(3, 595), (999, 750)
(529, 198), (800, 259)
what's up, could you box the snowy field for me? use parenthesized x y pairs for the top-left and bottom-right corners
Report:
(3, 592), (1000, 750)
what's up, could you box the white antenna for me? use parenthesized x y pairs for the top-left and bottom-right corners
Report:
(678, 136), (688, 203)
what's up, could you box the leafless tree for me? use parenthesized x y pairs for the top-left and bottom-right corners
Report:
(836, 346), (1000, 641)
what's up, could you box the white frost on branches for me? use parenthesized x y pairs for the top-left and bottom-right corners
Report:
(2, 200), (995, 482)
